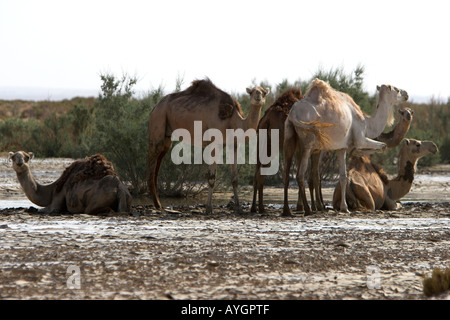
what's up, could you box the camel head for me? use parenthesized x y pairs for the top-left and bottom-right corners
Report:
(246, 86), (270, 107)
(377, 85), (409, 104)
(403, 139), (438, 160)
(398, 108), (413, 122)
(9, 151), (34, 173)
(376, 85), (409, 126)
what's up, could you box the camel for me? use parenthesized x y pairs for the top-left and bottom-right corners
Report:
(147, 79), (270, 213)
(307, 107), (415, 213)
(282, 79), (408, 216)
(332, 138), (438, 211)
(376, 108), (414, 147)
(9, 151), (132, 214)
(250, 88), (304, 213)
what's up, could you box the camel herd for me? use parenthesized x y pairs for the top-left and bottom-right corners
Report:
(9, 78), (438, 215)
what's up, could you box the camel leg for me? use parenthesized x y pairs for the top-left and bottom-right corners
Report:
(117, 183), (132, 213)
(357, 137), (387, 153)
(332, 182), (342, 211)
(308, 150), (324, 212)
(315, 151), (325, 211)
(336, 149), (349, 213)
(383, 193), (399, 211)
(349, 181), (375, 211)
(147, 139), (171, 210)
(294, 151), (304, 212)
(147, 146), (162, 209)
(257, 171), (266, 213)
(296, 148), (312, 215)
(282, 121), (297, 217)
(206, 162), (217, 214)
(296, 187), (304, 211)
(251, 163), (265, 213)
(230, 159), (242, 214)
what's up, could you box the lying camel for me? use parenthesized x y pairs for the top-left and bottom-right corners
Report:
(332, 138), (438, 211)
(9, 151), (132, 214)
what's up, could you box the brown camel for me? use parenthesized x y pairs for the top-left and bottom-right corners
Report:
(332, 138), (438, 211)
(283, 79), (408, 216)
(147, 79), (270, 213)
(9, 151), (132, 214)
(250, 88), (304, 213)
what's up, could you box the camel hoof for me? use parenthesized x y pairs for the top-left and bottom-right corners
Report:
(250, 204), (257, 213)
(259, 206), (265, 214)
(304, 210), (314, 216)
(281, 208), (292, 217)
(340, 208), (350, 214)
(205, 206), (213, 214)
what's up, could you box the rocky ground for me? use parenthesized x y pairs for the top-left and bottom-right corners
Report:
(0, 157), (449, 300)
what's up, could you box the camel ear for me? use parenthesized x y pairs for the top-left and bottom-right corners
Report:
(404, 139), (410, 146)
(8, 152), (14, 161)
(377, 85), (381, 91)
(263, 87), (270, 96)
(27, 152), (34, 162)
(246, 87), (253, 95)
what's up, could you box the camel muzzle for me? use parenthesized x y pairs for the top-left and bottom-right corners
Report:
(401, 91), (409, 101)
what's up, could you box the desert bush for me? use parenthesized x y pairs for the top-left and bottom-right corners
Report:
(88, 74), (156, 194)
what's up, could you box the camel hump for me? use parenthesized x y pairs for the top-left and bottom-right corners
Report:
(178, 78), (244, 119)
(305, 78), (335, 104)
(268, 88), (304, 115)
(55, 154), (118, 192)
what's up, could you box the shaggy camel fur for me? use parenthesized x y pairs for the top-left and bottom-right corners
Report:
(250, 88), (304, 213)
(9, 151), (132, 214)
(147, 79), (269, 213)
(283, 79), (408, 216)
(332, 139), (438, 210)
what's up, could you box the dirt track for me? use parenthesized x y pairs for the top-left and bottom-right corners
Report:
(0, 157), (449, 300)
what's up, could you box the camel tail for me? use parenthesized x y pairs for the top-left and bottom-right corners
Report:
(291, 118), (335, 150)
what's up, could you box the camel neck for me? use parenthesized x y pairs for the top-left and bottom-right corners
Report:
(388, 159), (416, 200)
(366, 95), (393, 139)
(376, 120), (411, 149)
(243, 103), (262, 131)
(16, 168), (55, 207)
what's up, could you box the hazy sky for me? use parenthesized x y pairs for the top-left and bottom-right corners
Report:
(1, 0), (449, 101)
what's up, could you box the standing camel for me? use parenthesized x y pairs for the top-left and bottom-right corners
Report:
(332, 138), (438, 211)
(147, 79), (270, 213)
(250, 88), (304, 213)
(283, 79), (408, 216)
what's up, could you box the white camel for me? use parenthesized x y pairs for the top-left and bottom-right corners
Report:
(282, 79), (408, 215)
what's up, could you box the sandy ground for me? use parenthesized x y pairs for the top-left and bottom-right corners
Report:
(0, 156), (449, 300)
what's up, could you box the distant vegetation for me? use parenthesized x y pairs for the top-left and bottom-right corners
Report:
(1, 66), (448, 195)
